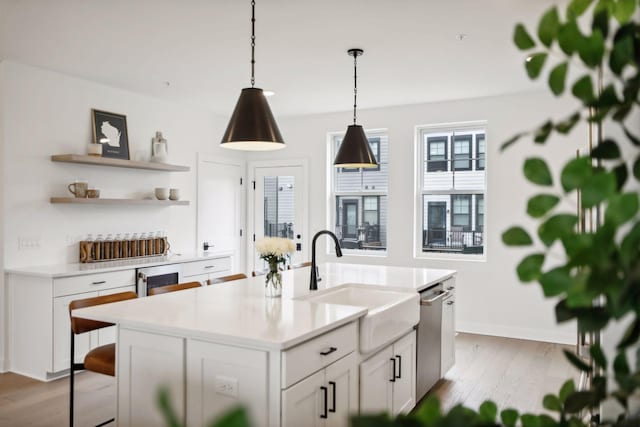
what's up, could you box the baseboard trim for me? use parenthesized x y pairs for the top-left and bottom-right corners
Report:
(457, 321), (576, 345)
(0, 357), (6, 373)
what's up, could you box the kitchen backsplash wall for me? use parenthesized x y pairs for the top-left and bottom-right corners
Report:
(1, 61), (242, 268)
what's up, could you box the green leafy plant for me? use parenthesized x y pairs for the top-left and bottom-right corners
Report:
(160, 0), (640, 425)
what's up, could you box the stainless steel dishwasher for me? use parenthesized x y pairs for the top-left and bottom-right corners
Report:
(416, 283), (450, 401)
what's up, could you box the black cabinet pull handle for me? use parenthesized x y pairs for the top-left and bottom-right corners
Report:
(320, 346), (337, 356)
(320, 386), (328, 419)
(390, 358), (396, 382)
(329, 381), (336, 412)
(91, 281), (106, 285)
(395, 355), (402, 379)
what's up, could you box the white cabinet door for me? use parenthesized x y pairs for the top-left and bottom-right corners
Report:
(391, 331), (416, 415)
(183, 273), (210, 287)
(441, 296), (455, 376)
(282, 370), (326, 427)
(360, 344), (394, 414)
(52, 291), (97, 372)
(325, 353), (358, 427)
(186, 339), (268, 427)
(117, 329), (184, 427)
(96, 285), (136, 346)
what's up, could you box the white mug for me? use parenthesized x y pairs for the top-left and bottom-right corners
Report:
(155, 187), (169, 200)
(169, 188), (180, 201)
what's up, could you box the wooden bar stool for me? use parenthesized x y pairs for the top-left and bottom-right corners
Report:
(288, 261), (312, 270)
(68, 291), (137, 427)
(147, 281), (202, 296)
(209, 273), (247, 285)
(252, 269), (269, 277)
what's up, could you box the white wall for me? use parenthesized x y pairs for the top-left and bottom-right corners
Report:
(250, 90), (586, 344)
(0, 61), (7, 370)
(0, 62), (244, 370)
(2, 62), (242, 268)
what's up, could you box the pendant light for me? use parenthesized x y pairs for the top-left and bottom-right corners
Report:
(221, 0), (285, 151)
(334, 48), (378, 168)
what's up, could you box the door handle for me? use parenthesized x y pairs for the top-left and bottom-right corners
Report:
(389, 358), (396, 382)
(420, 290), (450, 306)
(320, 346), (337, 356)
(395, 355), (402, 379)
(329, 381), (336, 413)
(320, 386), (328, 419)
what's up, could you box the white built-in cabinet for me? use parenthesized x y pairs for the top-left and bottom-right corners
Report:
(8, 269), (136, 380)
(360, 331), (416, 416)
(441, 278), (456, 376)
(182, 257), (233, 286)
(282, 352), (357, 427)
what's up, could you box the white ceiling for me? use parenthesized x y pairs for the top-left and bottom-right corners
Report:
(0, 0), (557, 116)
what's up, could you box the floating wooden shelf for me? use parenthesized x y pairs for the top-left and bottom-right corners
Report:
(51, 154), (190, 172)
(50, 197), (190, 206)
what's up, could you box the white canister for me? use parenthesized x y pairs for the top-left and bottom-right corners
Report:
(87, 143), (103, 157)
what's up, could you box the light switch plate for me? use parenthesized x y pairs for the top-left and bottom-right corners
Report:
(214, 375), (238, 398)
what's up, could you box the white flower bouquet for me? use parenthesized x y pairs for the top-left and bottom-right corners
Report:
(255, 237), (295, 297)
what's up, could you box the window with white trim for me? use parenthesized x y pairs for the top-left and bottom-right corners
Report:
(331, 131), (388, 254)
(417, 123), (486, 257)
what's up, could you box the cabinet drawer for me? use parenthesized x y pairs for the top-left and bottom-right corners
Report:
(281, 322), (357, 388)
(183, 257), (231, 277)
(443, 276), (455, 292)
(53, 269), (136, 297)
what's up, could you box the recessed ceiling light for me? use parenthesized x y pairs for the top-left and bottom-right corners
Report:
(263, 90), (275, 97)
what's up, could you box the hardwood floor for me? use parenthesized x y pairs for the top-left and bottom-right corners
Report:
(429, 333), (577, 414)
(0, 333), (576, 426)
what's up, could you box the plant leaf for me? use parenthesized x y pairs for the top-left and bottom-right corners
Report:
(479, 400), (498, 422)
(572, 75), (596, 104)
(555, 112), (581, 134)
(514, 24), (536, 50)
(520, 414), (541, 427)
(605, 192), (639, 226)
(538, 6), (560, 47)
(561, 157), (592, 192)
(617, 319), (640, 349)
(557, 20), (582, 55)
(539, 267), (573, 297)
(609, 33), (634, 74)
(634, 157), (640, 181)
(500, 408), (519, 427)
(517, 253), (545, 282)
(524, 157), (553, 186)
(590, 344), (607, 368)
(543, 394), (562, 412)
(209, 406), (251, 427)
(527, 194), (560, 218)
(567, 0), (593, 17)
(614, 352), (630, 375)
(538, 214), (578, 246)
(614, 0), (636, 23)
(525, 53), (548, 79)
(548, 62), (568, 95)
(563, 349), (593, 372)
(503, 226), (533, 246)
(591, 139), (621, 159)
(559, 379), (576, 403)
(533, 121), (553, 144)
(564, 391), (597, 412)
(501, 132), (526, 151)
(581, 172), (617, 208)
(624, 126), (640, 147)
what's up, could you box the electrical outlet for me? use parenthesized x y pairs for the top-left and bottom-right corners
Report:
(18, 237), (41, 250)
(214, 375), (238, 398)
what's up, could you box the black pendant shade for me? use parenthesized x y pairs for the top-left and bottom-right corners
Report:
(334, 124), (378, 168)
(220, 87), (285, 151)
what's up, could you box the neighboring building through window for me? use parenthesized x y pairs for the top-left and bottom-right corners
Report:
(418, 123), (486, 256)
(331, 131), (388, 253)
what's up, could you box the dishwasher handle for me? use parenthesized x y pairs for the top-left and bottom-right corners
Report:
(420, 290), (450, 306)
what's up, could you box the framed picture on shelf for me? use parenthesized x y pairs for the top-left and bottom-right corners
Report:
(91, 109), (130, 160)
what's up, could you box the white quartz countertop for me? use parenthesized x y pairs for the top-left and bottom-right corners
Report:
(4, 252), (232, 278)
(72, 263), (455, 350)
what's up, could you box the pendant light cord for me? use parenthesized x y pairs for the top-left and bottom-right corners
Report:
(353, 53), (358, 125)
(251, 0), (256, 87)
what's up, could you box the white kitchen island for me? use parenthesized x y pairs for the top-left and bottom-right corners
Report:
(72, 263), (455, 427)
